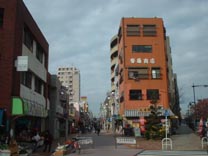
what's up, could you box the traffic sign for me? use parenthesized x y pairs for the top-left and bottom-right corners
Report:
(164, 109), (169, 117)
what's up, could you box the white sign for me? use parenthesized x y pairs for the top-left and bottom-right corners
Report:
(17, 56), (28, 71)
(130, 58), (155, 64)
(116, 137), (136, 144)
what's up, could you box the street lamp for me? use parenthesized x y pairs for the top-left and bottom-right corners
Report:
(192, 84), (208, 104)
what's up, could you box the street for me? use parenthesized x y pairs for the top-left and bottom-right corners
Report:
(31, 124), (208, 156)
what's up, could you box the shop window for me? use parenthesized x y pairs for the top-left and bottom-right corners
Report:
(147, 89), (159, 100)
(0, 8), (4, 27)
(127, 25), (140, 36)
(21, 72), (32, 88)
(129, 90), (142, 100)
(151, 67), (161, 79)
(143, 24), (157, 36)
(132, 45), (152, 53)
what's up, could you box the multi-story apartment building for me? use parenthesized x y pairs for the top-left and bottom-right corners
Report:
(113, 17), (179, 126)
(110, 35), (120, 116)
(0, 0), (49, 138)
(57, 67), (80, 103)
(57, 67), (81, 129)
(166, 37), (180, 118)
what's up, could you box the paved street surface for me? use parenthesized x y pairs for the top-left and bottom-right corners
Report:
(137, 150), (207, 156)
(31, 124), (207, 156)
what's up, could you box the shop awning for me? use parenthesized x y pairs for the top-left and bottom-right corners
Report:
(12, 97), (48, 117)
(12, 97), (24, 115)
(125, 110), (151, 117)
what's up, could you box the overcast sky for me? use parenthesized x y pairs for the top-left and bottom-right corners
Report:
(23, 0), (208, 116)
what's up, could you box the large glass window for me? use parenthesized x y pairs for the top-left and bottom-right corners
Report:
(0, 8), (4, 27)
(127, 25), (140, 36)
(147, 89), (159, 100)
(129, 90), (142, 100)
(21, 72), (32, 88)
(143, 24), (157, 36)
(132, 45), (152, 53)
(151, 67), (161, 79)
(128, 67), (149, 79)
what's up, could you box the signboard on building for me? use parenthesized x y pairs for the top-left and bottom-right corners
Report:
(16, 56), (28, 71)
(130, 58), (156, 64)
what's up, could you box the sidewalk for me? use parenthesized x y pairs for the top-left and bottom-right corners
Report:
(171, 123), (202, 150)
(69, 146), (142, 156)
(31, 134), (78, 156)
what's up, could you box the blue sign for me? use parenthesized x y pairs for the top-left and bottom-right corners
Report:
(164, 110), (169, 117)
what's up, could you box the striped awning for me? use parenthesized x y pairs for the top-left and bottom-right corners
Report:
(125, 110), (150, 117)
(124, 109), (175, 118)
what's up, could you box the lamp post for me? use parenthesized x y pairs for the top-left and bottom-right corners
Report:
(192, 84), (208, 104)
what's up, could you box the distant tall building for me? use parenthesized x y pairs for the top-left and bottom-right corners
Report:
(57, 67), (80, 103)
(111, 17), (179, 125)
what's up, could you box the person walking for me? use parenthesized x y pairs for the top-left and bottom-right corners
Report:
(43, 130), (53, 152)
(32, 131), (41, 152)
(97, 123), (101, 136)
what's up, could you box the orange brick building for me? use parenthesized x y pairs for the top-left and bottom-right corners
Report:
(116, 17), (172, 125)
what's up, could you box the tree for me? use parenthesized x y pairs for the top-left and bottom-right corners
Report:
(193, 98), (208, 119)
(145, 98), (164, 139)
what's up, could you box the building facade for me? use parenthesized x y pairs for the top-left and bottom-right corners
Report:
(110, 35), (120, 116)
(57, 67), (80, 103)
(57, 66), (81, 132)
(114, 17), (178, 126)
(0, 0), (49, 139)
(49, 75), (69, 139)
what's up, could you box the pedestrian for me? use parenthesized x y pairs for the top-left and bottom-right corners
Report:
(32, 131), (41, 152)
(43, 130), (53, 152)
(97, 123), (101, 136)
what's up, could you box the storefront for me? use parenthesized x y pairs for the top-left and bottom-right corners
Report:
(11, 97), (48, 142)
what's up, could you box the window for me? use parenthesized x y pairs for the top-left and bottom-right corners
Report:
(36, 43), (44, 63)
(128, 67), (149, 79)
(110, 37), (118, 49)
(132, 45), (152, 53)
(127, 25), (140, 36)
(35, 76), (43, 94)
(24, 26), (33, 51)
(151, 67), (161, 79)
(21, 72), (32, 88)
(147, 89), (159, 100)
(130, 90), (142, 100)
(118, 27), (122, 42)
(120, 91), (124, 102)
(0, 8), (4, 27)
(143, 24), (157, 36)
(119, 69), (124, 84)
